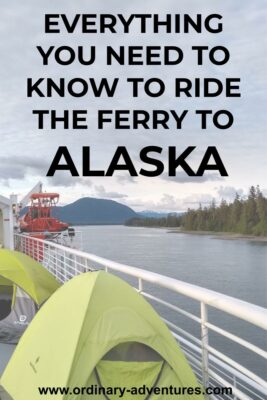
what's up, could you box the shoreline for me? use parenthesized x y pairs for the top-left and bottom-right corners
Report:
(167, 228), (267, 242)
(76, 225), (267, 242)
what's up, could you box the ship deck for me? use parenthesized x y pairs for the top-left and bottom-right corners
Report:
(7, 233), (267, 400)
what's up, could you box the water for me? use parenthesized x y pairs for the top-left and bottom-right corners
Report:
(79, 225), (267, 379)
(79, 226), (267, 308)
(1, 226), (266, 381)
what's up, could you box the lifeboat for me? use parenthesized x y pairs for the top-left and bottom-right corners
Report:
(19, 193), (69, 236)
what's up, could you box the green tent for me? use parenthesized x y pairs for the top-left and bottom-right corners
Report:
(0, 271), (204, 399)
(0, 249), (60, 344)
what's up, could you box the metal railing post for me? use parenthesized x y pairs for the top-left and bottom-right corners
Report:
(63, 250), (67, 281)
(55, 247), (58, 280)
(85, 258), (89, 272)
(201, 302), (209, 392)
(47, 246), (52, 271)
(73, 255), (77, 276)
(138, 278), (143, 293)
(233, 375), (237, 400)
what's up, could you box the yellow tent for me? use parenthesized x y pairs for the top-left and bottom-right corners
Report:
(1, 271), (204, 399)
(0, 249), (60, 344)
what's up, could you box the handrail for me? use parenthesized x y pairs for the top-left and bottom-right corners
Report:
(14, 232), (267, 400)
(14, 233), (267, 330)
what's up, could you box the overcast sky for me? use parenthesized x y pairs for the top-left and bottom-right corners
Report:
(0, 0), (266, 211)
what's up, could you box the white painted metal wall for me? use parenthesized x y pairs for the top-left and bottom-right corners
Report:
(0, 195), (16, 249)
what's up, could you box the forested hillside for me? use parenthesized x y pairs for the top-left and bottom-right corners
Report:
(127, 186), (267, 236)
(126, 213), (182, 228)
(182, 186), (267, 236)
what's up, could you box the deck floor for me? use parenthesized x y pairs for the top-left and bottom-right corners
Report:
(0, 343), (15, 376)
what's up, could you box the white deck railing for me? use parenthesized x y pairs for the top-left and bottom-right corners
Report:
(14, 233), (267, 400)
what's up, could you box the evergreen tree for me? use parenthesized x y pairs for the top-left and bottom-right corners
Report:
(126, 186), (267, 237)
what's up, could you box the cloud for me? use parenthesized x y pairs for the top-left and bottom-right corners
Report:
(0, 156), (93, 189)
(116, 175), (137, 185)
(216, 186), (244, 201)
(127, 192), (214, 212)
(94, 185), (128, 199)
(0, 0), (266, 205)
(180, 193), (214, 207)
(0, 156), (47, 182)
(162, 172), (225, 184)
(48, 174), (92, 188)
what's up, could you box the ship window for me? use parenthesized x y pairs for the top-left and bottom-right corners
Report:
(31, 209), (38, 219)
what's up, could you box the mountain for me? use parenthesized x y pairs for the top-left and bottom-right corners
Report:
(138, 210), (169, 218)
(52, 197), (138, 225)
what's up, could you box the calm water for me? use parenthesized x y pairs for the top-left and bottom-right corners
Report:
(79, 225), (267, 379)
(80, 226), (267, 308)
(1, 226), (266, 380)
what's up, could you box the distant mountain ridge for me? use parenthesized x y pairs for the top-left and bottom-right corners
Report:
(138, 210), (184, 218)
(21, 197), (182, 226)
(52, 197), (138, 225)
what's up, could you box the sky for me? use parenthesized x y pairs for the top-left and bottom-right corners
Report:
(0, 0), (266, 211)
